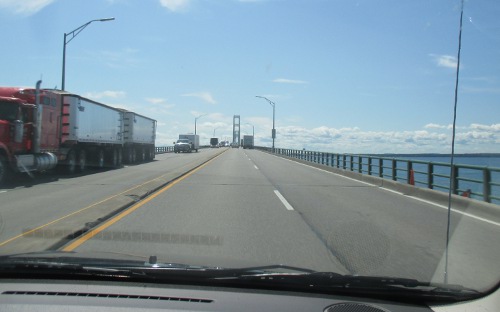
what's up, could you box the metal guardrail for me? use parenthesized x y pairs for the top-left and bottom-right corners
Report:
(155, 145), (212, 154)
(155, 146), (174, 154)
(255, 146), (500, 204)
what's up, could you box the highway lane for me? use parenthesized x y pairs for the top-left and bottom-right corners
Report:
(0, 148), (225, 254)
(64, 148), (500, 290)
(244, 150), (500, 289)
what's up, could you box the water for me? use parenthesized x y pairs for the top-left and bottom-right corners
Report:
(293, 151), (500, 204)
(388, 155), (500, 204)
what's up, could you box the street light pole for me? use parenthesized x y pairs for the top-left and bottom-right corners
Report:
(245, 123), (254, 137)
(194, 114), (207, 135)
(62, 17), (115, 91)
(256, 96), (276, 152)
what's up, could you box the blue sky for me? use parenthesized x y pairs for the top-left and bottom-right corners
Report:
(0, 0), (499, 153)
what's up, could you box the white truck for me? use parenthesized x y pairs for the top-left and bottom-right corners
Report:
(174, 134), (199, 153)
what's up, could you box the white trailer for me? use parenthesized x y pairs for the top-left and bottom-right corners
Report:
(122, 111), (156, 163)
(60, 93), (124, 170)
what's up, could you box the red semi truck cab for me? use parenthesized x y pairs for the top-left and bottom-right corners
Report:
(0, 87), (60, 183)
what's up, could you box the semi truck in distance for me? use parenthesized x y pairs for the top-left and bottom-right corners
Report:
(0, 82), (156, 184)
(210, 137), (219, 148)
(242, 135), (254, 149)
(174, 134), (199, 153)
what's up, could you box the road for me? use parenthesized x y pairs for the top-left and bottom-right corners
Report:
(1, 148), (499, 290)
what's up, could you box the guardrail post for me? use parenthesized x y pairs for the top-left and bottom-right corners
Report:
(451, 165), (459, 195)
(407, 161), (413, 184)
(342, 154), (346, 170)
(428, 163), (434, 189)
(483, 169), (491, 203)
(392, 159), (397, 181)
(379, 158), (383, 178)
(368, 157), (372, 175)
(349, 155), (354, 171)
(358, 156), (362, 173)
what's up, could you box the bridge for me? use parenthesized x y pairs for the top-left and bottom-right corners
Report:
(0, 147), (499, 291)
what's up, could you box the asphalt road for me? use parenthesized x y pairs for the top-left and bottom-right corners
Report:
(54, 148), (500, 290)
(0, 148), (224, 253)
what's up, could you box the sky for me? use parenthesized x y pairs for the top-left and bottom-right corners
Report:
(0, 0), (499, 154)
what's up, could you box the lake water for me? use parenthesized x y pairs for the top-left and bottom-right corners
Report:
(299, 152), (500, 205)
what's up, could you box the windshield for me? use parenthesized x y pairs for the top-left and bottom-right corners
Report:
(0, 0), (499, 305)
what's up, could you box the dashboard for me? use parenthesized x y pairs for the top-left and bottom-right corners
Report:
(0, 279), (498, 311)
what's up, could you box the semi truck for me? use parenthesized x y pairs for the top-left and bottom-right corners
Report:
(0, 82), (156, 184)
(210, 137), (219, 148)
(174, 134), (199, 153)
(242, 135), (254, 149)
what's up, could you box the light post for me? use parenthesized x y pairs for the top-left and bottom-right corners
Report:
(245, 123), (254, 137)
(255, 96), (275, 152)
(194, 114), (207, 135)
(213, 127), (219, 137)
(62, 17), (115, 91)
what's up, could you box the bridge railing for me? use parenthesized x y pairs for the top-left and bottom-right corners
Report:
(155, 146), (174, 154)
(255, 146), (500, 204)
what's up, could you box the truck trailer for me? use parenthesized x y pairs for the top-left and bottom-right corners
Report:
(242, 135), (254, 149)
(0, 82), (156, 184)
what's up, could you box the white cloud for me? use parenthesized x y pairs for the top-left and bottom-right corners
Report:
(182, 92), (217, 104)
(470, 123), (500, 132)
(273, 78), (308, 84)
(145, 98), (166, 105)
(430, 54), (458, 69)
(424, 123), (449, 129)
(266, 123), (499, 154)
(159, 0), (190, 12)
(0, 0), (54, 15)
(84, 90), (126, 100)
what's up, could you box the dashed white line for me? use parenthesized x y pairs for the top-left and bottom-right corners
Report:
(254, 165), (259, 170)
(0, 191), (6, 194)
(274, 190), (294, 211)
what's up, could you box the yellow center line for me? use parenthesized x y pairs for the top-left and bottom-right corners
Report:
(61, 151), (224, 251)
(0, 150), (225, 248)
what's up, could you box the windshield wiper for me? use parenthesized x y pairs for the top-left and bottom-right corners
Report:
(0, 255), (481, 303)
(210, 270), (481, 302)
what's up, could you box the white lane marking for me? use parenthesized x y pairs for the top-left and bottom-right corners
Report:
(379, 187), (500, 227)
(269, 154), (500, 227)
(254, 165), (259, 170)
(0, 191), (6, 194)
(273, 155), (375, 187)
(274, 190), (294, 211)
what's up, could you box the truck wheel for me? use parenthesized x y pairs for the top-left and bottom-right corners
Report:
(109, 148), (118, 168)
(131, 148), (136, 163)
(66, 150), (77, 174)
(117, 148), (123, 167)
(0, 156), (11, 185)
(139, 148), (145, 162)
(77, 149), (86, 172)
(96, 149), (105, 169)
